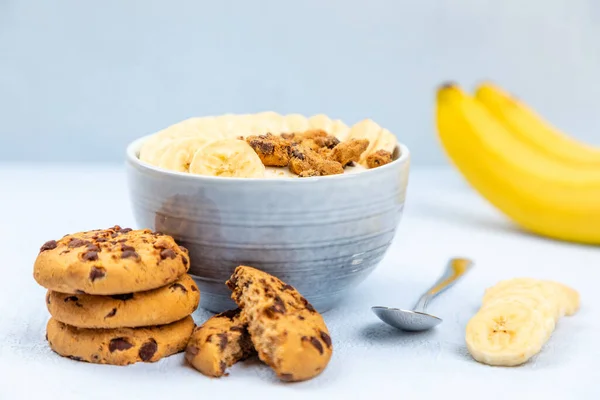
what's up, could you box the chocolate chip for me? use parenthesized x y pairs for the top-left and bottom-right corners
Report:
(68, 239), (88, 248)
(89, 266), (106, 282)
(82, 250), (98, 262)
(105, 308), (117, 318)
(67, 355), (83, 361)
(110, 293), (134, 301)
(139, 339), (157, 361)
(298, 315), (305, 320)
(303, 336), (324, 355)
(320, 331), (332, 348)
(160, 249), (176, 260)
(109, 337), (133, 352)
(250, 139), (275, 154)
(190, 285), (198, 292)
(291, 146), (305, 160)
(219, 360), (227, 375)
(112, 225), (122, 231)
(179, 246), (188, 253)
(301, 297), (316, 313)
(64, 296), (79, 303)
(186, 345), (199, 357)
(40, 240), (57, 252)
(217, 309), (240, 320)
(92, 354), (100, 361)
(121, 244), (135, 252)
(96, 238), (108, 243)
(75, 290), (86, 294)
(121, 250), (139, 259)
(279, 373), (294, 381)
(111, 232), (119, 238)
(269, 296), (286, 314)
(169, 283), (187, 293)
(120, 228), (132, 234)
(182, 255), (188, 266)
(259, 278), (267, 284)
(230, 326), (245, 332)
(217, 333), (228, 351)
(281, 284), (294, 291)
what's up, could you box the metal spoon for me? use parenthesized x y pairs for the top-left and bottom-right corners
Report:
(371, 257), (473, 331)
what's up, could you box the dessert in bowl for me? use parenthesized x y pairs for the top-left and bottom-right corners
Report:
(126, 112), (410, 313)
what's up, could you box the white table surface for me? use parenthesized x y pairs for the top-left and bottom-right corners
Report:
(1, 164), (598, 399)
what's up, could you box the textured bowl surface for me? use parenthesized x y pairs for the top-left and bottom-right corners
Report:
(126, 135), (410, 313)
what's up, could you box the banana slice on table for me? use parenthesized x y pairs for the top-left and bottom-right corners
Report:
(282, 114), (310, 133)
(545, 281), (581, 316)
(465, 300), (547, 367)
(347, 119), (383, 165)
(481, 293), (556, 340)
(483, 278), (563, 319)
(189, 138), (265, 178)
(308, 114), (333, 133)
(157, 137), (212, 172)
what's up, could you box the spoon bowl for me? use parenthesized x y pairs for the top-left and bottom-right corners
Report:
(371, 257), (473, 331)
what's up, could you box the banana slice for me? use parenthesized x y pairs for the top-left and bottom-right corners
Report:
(225, 114), (254, 139)
(139, 117), (223, 165)
(188, 138), (265, 178)
(254, 111), (284, 135)
(157, 137), (212, 172)
(331, 119), (350, 141)
(347, 119), (383, 165)
(308, 114), (333, 133)
(215, 113), (236, 137)
(282, 114), (310, 133)
(465, 300), (547, 367)
(139, 135), (173, 166)
(374, 128), (398, 154)
(482, 293), (556, 341)
(483, 278), (563, 320)
(545, 281), (580, 316)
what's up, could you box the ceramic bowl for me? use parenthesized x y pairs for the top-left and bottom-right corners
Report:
(125, 135), (410, 313)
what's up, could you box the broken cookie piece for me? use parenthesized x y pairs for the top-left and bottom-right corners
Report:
(328, 138), (369, 167)
(288, 144), (343, 177)
(246, 133), (291, 167)
(185, 308), (255, 378)
(366, 149), (393, 168)
(281, 129), (340, 152)
(226, 266), (333, 382)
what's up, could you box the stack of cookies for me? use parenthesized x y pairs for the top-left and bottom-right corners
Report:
(185, 265), (333, 382)
(33, 225), (200, 366)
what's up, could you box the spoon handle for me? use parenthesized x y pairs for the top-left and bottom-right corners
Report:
(412, 258), (473, 313)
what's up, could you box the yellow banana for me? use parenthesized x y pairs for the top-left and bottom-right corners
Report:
(475, 82), (600, 166)
(435, 83), (600, 244)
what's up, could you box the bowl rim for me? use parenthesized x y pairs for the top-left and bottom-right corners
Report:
(126, 133), (410, 184)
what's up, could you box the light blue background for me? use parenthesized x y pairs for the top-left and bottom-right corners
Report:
(1, 0), (599, 165)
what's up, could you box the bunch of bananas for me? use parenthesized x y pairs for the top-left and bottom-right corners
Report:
(436, 82), (600, 245)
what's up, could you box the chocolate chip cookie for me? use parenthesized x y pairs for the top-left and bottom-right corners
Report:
(34, 225), (190, 295)
(226, 266), (333, 382)
(46, 274), (200, 329)
(46, 315), (195, 365)
(185, 309), (255, 378)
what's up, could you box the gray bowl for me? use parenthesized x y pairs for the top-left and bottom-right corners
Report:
(125, 135), (410, 313)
